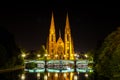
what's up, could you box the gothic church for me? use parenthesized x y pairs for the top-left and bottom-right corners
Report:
(46, 12), (75, 60)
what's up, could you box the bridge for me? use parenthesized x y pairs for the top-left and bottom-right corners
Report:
(24, 60), (93, 73)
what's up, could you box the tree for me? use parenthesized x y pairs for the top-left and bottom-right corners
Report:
(37, 45), (47, 59)
(95, 27), (120, 79)
(0, 26), (23, 69)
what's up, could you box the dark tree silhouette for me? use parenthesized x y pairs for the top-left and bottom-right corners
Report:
(95, 27), (120, 80)
(0, 26), (23, 69)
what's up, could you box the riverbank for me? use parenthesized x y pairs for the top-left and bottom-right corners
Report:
(0, 66), (25, 73)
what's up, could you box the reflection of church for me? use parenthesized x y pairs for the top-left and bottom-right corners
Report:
(46, 12), (74, 60)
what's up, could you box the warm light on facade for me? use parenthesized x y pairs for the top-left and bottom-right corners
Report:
(64, 55), (66, 57)
(47, 13), (75, 60)
(55, 54), (58, 57)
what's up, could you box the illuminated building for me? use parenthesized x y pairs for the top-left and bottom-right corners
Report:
(46, 12), (74, 60)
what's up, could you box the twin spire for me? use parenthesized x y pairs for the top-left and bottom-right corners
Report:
(50, 12), (70, 36)
(50, 12), (55, 33)
(48, 11), (74, 60)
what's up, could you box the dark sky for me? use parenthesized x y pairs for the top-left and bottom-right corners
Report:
(0, 3), (120, 52)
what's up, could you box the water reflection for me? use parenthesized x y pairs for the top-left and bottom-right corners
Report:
(0, 60), (93, 80)
(21, 73), (25, 80)
(0, 69), (24, 80)
(19, 72), (89, 80)
(0, 70), (89, 80)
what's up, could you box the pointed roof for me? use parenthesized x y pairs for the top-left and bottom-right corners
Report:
(57, 29), (63, 44)
(57, 36), (64, 45)
(65, 13), (70, 31)
(59, 29), (61, 37)
(50, 12), (55, 32)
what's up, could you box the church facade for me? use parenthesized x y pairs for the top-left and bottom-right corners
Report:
(46, 13), (75, 60)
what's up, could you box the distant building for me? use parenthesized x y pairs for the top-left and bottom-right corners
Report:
(46, 12), (75, 60)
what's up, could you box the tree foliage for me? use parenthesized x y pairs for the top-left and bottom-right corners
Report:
(38, 45), (47, 58)
(95, 27), (120, 79)
(0, 27), (23, 69)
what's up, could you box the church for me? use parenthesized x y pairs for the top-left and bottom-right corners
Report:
(46, 12), (75, 60)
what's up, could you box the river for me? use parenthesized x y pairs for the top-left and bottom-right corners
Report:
(0, 60), (93, 80)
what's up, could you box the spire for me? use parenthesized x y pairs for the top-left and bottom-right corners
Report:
(50, 12), (55, 32)
(65, 13), (70, 30)
(59, 29), (61, 37)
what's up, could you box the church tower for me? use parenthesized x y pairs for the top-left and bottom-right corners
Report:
(64, 13), (74, 60)
(48, 12), (56, 59)
(47, 12), (75, 60)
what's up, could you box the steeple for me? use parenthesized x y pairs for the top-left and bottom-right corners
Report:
(65, 13), (70, 31)
(59, 29), (61, 37)
(50, 12), (55, 32)
(48, 12), (56, 59)
(46, 12), (74, 60)
(64, 13), (73, 60)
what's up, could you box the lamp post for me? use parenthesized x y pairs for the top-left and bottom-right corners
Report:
(37, 54), (41, 60)
(44, 54), (47, 60)
(22, 53), (26, 58)
(84, 54), (88, 58)
(21, 53), (26, 66)
(44, 54), (47, 72)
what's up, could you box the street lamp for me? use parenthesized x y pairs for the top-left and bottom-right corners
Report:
(84, 54), (88, 58)
(37, 54), (41, 57)
(21, 53), (26, 66)
(37, 54), (41, 60)
(22, 53), (26, 58)
(44, 54), (47, 60)
(44, 54), (47, 57)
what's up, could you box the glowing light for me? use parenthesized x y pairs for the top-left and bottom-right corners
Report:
(37, 54), (41, 57)
(22, 54), (26, 58)
(48, 72), (50, 77)
(74, 75), (78, 80)
(29, 70), (34, 73)
(64, 55), (66, 57)
(55, 73), (58, 77)
(21, 74), (25, 80)
(64, 73), (66, 77)
(74, 54), (77, 57)
(44, 75), (48, 80)
(70, 72), (73, 77)
(44, 54), (47, 57)
(66, 66), (71, 70)
(85, 73), (88, 78)
(37, 73), (40, 78)
(84, 54), (88, 58)
(55, 54), (58, 57)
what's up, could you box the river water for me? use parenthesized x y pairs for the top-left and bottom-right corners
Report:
(0, 69), (90, 80)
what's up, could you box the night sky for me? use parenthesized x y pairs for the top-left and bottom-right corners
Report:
(0, 3), (120, 52)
